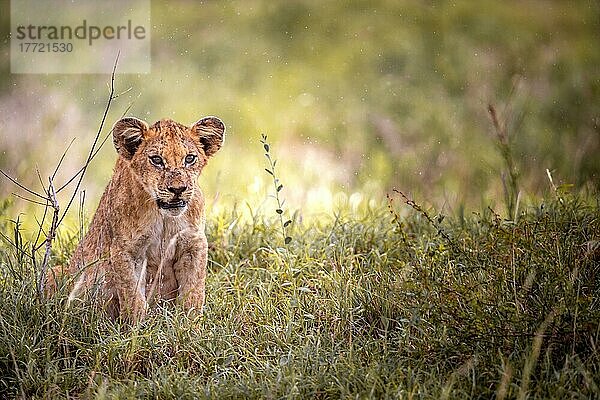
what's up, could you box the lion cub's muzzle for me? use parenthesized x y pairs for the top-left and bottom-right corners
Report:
(157, 185), (190, 213)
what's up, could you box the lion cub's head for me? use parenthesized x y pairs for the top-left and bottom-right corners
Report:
(112, 116), (225, 216)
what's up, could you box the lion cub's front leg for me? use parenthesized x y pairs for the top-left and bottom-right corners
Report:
(173, 231), (208, 313)
(109, 247), (148, 322)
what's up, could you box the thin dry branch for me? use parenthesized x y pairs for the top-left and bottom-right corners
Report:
(33, 213), (51, 252)
(56, 130), (113, 193)
(55, 99), (135, 194)
(392, 188), (456, 247)
(56, 53), (119, 227)
(51, 138), (76, 181)
(38, 178), (59, 295)
(0, 169), (46, 200)
(0, 54), (121, 298)
(35, 167), (47, 193)
(10, 192), (48, 207)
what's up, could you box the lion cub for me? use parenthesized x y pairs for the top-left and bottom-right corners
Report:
(48, 116), (225, 322)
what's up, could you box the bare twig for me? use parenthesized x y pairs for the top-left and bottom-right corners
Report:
(33, 214), (50, 245)
(113, 86), (133, 100)
(35, 167), (47, 193)
(51, 138), (76, 181)
(0, 55), (121, 298)
(38, 178), (59, 296)
(0, 169), (46, 200)
(56, 130), (112, 193)
(33, 199), (50, 250)
(10, 192), (48, 207)
(37, 55), (119, 296)
(56, 53), (119, 227)
(79, 190), (86, 242)
(56, 96), (134, 194)
(386, 193), (409, 246)
(392, 188), (456, 248)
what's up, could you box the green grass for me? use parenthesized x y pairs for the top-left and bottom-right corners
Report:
(0, 191), (598, 399)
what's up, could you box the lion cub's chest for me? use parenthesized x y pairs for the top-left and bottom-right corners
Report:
(140, 215), (196, 299)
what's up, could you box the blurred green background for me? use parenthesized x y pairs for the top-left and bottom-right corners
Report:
(0, 0), (598, 223)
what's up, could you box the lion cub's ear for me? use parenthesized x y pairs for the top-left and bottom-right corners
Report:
(191, 116), (225, 157)
(112, 117), (149, 160)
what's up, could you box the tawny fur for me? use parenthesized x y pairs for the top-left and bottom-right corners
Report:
(46, 116), (225, 322)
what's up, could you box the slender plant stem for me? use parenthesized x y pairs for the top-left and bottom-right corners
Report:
(261, 134), (292, 247)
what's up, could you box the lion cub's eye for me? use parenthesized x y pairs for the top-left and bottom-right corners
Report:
(149, 155), (164, 167)
(184, 154), (197, 165)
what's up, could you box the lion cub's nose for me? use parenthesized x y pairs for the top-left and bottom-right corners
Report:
(167, 185), (187, 196)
